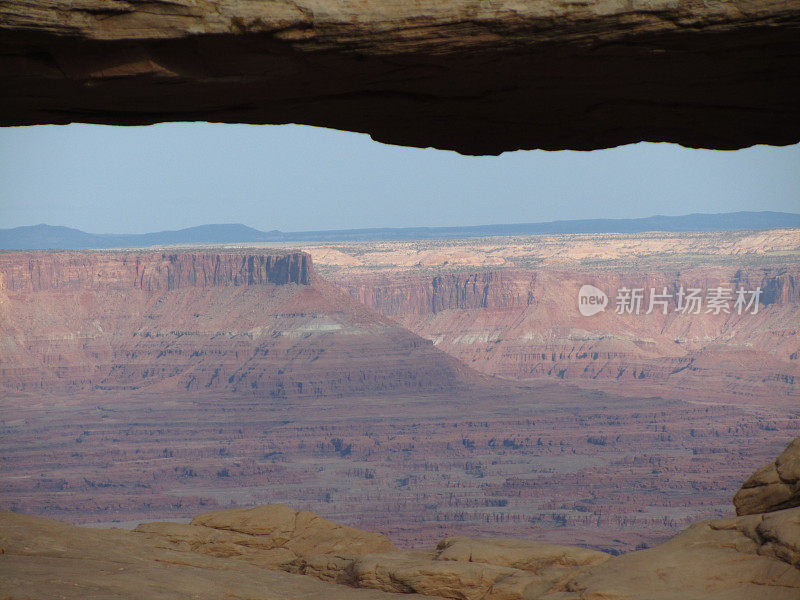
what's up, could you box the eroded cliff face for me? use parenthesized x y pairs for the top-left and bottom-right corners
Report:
(0, 251), (313, 291)
(348, 270), (537, 316)
(0, 250), (475, 396)
(1, 1), (799, 153)
(346, 268), (800, 315)
(336, 266), (800, 401)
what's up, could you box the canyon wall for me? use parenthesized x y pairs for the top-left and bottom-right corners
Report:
(0, 251), (474, 397)
(334, 266), (800, 401)
(2, 1), (799, 153)
(0, 251), (313, 292)
(344, 268), (800, 316)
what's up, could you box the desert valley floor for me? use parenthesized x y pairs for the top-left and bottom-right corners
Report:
(3, 386), (797, 553)
(1, 229), (798, 554)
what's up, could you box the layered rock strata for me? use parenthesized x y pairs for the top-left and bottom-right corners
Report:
(0, 250), (477, 396)
(336, 266), (800, 401)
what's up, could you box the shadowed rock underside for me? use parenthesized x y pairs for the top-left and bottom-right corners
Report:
(1, 1), (799, 154)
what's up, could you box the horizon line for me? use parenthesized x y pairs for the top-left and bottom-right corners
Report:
(4, 209), (800, 238)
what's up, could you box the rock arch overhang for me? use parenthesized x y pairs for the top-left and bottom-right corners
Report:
(1, 0), (799, 155)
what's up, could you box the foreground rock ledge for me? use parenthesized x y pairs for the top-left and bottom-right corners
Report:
(2, 1), (799, 154)
(2, 438), (800, 599)
(2, 505), (799, 599)
(735, 437), (800, 516)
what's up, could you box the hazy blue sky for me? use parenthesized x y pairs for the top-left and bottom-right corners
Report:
(1, 123), (798, 233)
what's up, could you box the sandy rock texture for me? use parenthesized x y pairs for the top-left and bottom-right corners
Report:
(735, 437), (800, 515)
(541, 507), (800, 600)
(136, 504), (397, 570)
(0, 512), (434, 600)
(434, 536), (609, 573)
(137, 504), (608, 600)
(131, 498), (800, 599)
(2, 1), (799, 153)
(3, 504), (799, 600)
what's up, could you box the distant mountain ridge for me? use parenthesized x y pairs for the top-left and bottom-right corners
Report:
(2, 211), (798, 250)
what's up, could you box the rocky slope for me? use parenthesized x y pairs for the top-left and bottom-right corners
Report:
(2, 438), (799, 599)
(2, 1), (799, 153)
(0, 250), (478, 397)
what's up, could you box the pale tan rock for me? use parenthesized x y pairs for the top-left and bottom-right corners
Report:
(753, 508), (800, 568)
(777, 438), (800, 482)
(292, 539), (604, 599)
(350, 550), (543, 600)
(189, 504), (398, 555)
(0, 511), (433, 600)
(301, 552), (360, 584)
(136, 503), (559, 599)
(735, 437), (800, 515)
(136, 503), (397, 576)
(541, 508), (800, 600)
(435, 536), (610, 573)
(135, 521), (299, 569)
(4, 502), (800, 600)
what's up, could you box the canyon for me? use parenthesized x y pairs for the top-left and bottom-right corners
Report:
(2, 438), (799, 599)
(2, 1), (799, 153)
(0, 250), (474, 397)
(300, 229), (800, 405)
(1, 242), (798, 556)
(3, 3), (797, 596)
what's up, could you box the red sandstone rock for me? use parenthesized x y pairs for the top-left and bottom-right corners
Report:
(0, 250), (479, 397)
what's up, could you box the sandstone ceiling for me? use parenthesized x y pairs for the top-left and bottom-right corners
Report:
(1, 1), (799, 154)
